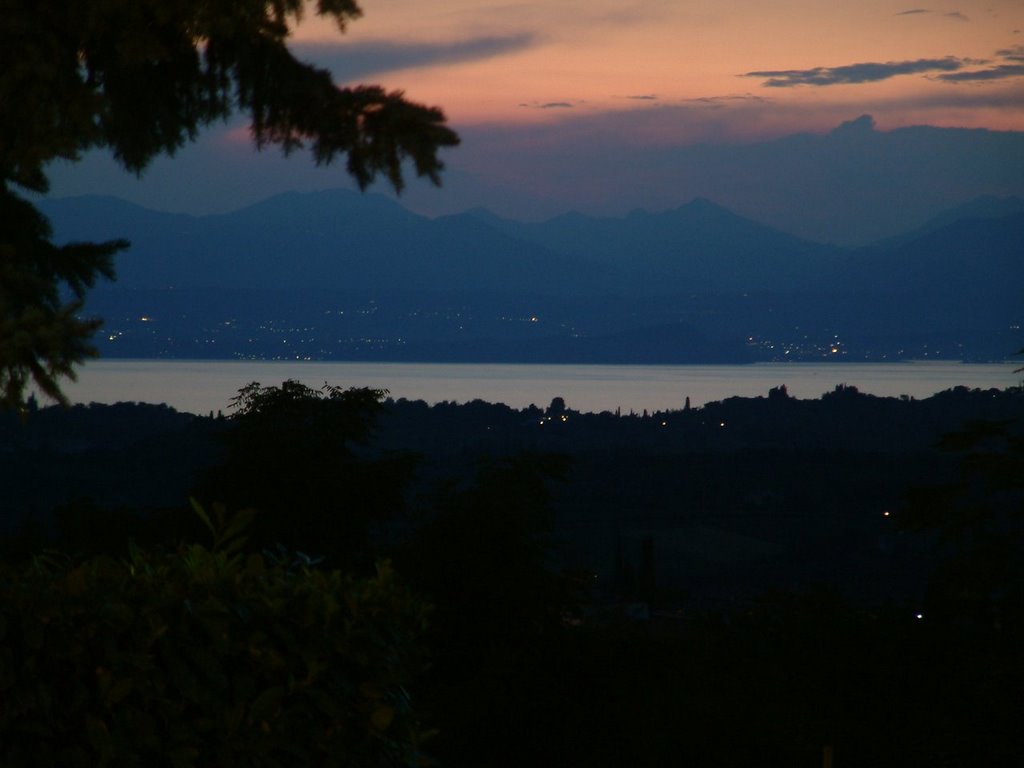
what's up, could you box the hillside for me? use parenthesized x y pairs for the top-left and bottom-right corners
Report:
(39, 191), (1023, 363)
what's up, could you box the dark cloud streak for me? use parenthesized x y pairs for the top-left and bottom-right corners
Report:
(936, 64), (1024, 82)
(519, 101), (576, 109)
(293, 33), (539, 80)
(894, 8), (969, 21)
(934, 46), (1024, 83)
(686, 94), (769, 105)
(745, 57), (963, 87)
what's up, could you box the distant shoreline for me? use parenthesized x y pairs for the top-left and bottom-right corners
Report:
(58, 359), (1018, 417)
(90, 353), (1020, 366)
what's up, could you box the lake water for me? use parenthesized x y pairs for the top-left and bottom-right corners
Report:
(55, 360), (1019, 415)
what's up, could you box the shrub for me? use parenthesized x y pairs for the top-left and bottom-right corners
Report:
(0, 505), (430, 767)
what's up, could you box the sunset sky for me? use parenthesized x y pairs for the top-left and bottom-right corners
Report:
(293, 0), (1024, 132)
(45, 0), (1024, 243)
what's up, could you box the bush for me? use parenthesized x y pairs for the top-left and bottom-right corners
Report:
(0, 506), (430, 767)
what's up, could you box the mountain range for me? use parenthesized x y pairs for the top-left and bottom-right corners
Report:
(39, 189), (1024, 364)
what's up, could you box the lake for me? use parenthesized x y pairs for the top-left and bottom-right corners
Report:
(55, 359), (1019, 415)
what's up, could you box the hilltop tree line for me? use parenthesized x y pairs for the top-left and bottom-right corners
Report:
(2, 382), (1022, 766)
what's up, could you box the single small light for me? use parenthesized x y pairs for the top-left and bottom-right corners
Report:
(883, 511), (890, 517)
(915, 613), (923, 620)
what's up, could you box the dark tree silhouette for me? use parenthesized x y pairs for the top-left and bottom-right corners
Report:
(901, 417), (1024, 628)
(0, 192), (122, 407)
(0, 526), (431, 767)
(0, 0), (459, 408)
(191, 380), (414, 569)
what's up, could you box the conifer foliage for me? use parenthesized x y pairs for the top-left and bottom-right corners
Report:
(0, 0), (459, 408)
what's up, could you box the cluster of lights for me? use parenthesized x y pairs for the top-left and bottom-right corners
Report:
(746, 333), (850, 359)
(537, 414), (570, 426)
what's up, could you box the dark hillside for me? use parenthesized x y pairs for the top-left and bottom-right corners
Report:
(5, 383), (1019, 607)
(3, 384), (1021, 767)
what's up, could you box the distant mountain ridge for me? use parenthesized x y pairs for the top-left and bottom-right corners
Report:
(37, 189), (1023, 363)
(41, 188), (1022, 295)
(42, 189), (845, 296)
(870, 195), (1024, 249)
(459, 197), (843, 293)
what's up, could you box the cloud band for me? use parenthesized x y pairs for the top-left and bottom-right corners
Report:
(745, 57), (964, 87)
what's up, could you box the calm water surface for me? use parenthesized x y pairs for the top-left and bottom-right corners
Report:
(58, 360), (1018, 415)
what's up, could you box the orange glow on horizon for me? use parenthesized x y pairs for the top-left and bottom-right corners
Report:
(287, 0), (1024, 134)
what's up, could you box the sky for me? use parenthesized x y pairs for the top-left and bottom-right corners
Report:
(292, 0), (1024, 131)
(44, 0), (1024, 244)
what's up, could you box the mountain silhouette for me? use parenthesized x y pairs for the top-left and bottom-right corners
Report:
(483, 197), (842, 293)
(41, 190), (841, 295)
(873, 195), (1024, 248)
(37, 190), (1021, 363)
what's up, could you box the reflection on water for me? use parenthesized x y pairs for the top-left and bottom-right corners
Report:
(59, 360), (1016, 415)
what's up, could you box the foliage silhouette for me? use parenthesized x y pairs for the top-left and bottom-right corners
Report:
(3, 387), (1024, 765)
(401, 452), (572, 648)
(191, 380), (414, 569)
(901, 416), (1024, 628)
(0, 504), (431, 767)
(0, 191), (122, 410)
(395, 452), (582, 764)
(0, 0), (458, 408)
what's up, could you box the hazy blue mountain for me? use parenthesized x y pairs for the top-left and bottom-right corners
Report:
(38, 194), (199, 237)
(40, 189), (842, 296)
(41, 187), (1021, 304)
(871, 195), (1024, 249)
(406, 211), (619, 296)
(920, 195), (1024, 229)
(38, 189), (1021, 363)
(827, 211), (1021, 285)
(43, 189), (426, 290)
(797, 211), (1024, 361)
(823, 211), (1023, 313)
(466, 198), (843, 293)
